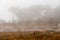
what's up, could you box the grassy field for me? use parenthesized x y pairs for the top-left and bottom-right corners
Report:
(0, 31), (59, 40)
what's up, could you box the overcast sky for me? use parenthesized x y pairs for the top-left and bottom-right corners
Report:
(0, 0), (60, 22)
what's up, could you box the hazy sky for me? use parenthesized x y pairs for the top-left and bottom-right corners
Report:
(0, 0), (60, 22)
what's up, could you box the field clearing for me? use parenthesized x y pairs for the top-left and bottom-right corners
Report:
(0, 26), (59, 40)
(0, 31), (59, 40)
(0, 26), (59, 32)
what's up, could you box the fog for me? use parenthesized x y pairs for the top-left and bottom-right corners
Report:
(0, 0), (60, 32)
(8, 0), (60, 25)
(0, 0), (60, 25)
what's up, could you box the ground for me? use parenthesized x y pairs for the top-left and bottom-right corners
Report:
(0, 26), (59, 40)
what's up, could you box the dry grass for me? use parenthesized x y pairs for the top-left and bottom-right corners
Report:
(0, 31), (59, 40)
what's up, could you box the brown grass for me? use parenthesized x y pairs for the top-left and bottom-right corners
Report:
(0, 31), (59, 40)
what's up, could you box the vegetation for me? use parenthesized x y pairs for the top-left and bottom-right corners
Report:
(9, 5), (60, 26)
(0, 31), (59, 40)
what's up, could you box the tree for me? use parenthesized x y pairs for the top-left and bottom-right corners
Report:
(54, 5), (60, 25)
